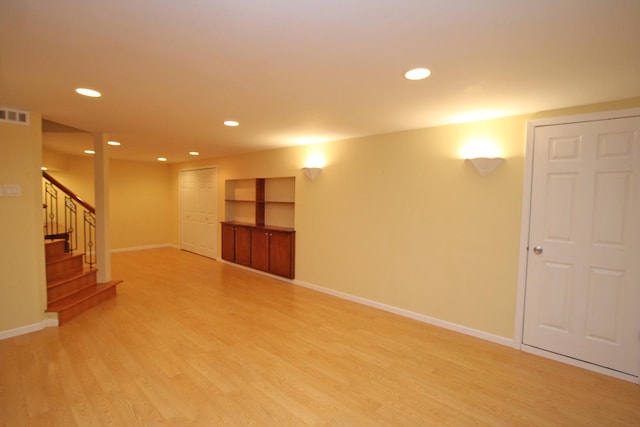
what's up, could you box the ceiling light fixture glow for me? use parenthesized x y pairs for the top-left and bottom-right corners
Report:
(75, 88), (102, 97)
(189, 151), (200, 156)
(224, 120), (239, 127)
(108, 140), (121, 146)
(293, 137), (329, 145)
(84, 149), (95, 154)
(157, 157), (167, 162)
(404, 68), (431, 80)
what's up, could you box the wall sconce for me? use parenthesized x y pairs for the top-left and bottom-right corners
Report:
(466, 157), (504, 176)
(302, 167), (322, 181)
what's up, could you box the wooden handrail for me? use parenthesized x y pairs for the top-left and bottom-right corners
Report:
(42, 171), (95, 213)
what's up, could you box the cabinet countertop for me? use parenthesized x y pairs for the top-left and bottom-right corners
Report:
(221, 221), (295, 233)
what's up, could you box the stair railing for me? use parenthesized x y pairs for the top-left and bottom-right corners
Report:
(43, 171), (97, 268)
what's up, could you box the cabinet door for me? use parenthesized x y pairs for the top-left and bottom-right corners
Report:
(251, 229), (270, 272)
(220, 223), (235, 262)
(235, 226), (252, 267)
(269, 230), (295, 279)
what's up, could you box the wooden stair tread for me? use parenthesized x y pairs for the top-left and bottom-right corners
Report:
(46, 252), (84, 265)
(47, 268), (97, 289)
(47, 280), (122, 312)
(47, 277), (102, 306)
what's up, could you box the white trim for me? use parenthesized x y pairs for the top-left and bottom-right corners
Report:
(522, 345), (639, 384)
(293, 279), (513, 348)
(515, 107), (640, 375)
(0, 318), (58, 341)
(111, 243), (173, 253)
(218, 259), (513, 347)
(513, 121), (536, 349)
(528, 108), (640, 128)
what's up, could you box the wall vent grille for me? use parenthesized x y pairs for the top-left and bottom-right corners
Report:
(0, 107), (30, 126)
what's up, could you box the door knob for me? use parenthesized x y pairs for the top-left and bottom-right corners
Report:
(533, 245), (543, 254)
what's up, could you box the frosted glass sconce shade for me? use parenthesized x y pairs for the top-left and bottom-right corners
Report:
(302, 167), (322, 181)
(466, 157), (504, 176)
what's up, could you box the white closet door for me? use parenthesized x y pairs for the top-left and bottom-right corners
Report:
(180, 167), (217, 259)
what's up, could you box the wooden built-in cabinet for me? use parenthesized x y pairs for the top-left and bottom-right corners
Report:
(250, 226), (295, 279)
(221, 177), (295, 279)
(221, 222), (251, 267)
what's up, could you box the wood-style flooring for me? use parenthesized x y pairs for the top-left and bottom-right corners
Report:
(1, 248), (638, 426)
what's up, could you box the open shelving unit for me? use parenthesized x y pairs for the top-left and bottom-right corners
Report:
(222, 177), (295, 278)
(224, 177), (295, 228)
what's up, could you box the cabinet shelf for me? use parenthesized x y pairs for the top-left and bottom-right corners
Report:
(257, 200), (295, 205)
(224, 177), (295, 228)
(221, 220), (254, 227)
(252, 224), (295, 232)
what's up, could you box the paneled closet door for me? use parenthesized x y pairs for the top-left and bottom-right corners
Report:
(180, 167), (218, 259)
(523, 116), (640, 377)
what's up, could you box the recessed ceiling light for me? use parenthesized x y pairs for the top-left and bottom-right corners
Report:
(84, 149), (95, 154)
(108, 140), (121, 146)
(41, 167), (48, 171)
(189, 151), (200, 156)
(157, 157), (167, 162)
(404, 68), (431, 80)
(224, 120), (239, 127)
(75, 88), (102, 97)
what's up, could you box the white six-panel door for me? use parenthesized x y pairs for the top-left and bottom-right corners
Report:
(523, 116), (640, 377)
(179, 167), (217, 259)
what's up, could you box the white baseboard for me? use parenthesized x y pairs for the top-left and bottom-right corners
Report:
(0, 318), (58, 341)
(218, 259), (298, 283)
(216, 260), (513, 347)
(292, 279), (514, 348)
(111, 243), (173, 253)
(521, 344), (639, 383)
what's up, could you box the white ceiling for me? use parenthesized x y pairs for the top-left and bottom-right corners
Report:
(2, 0), (639, 163)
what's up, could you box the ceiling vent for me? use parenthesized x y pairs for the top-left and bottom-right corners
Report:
(0, 107), (30, 126)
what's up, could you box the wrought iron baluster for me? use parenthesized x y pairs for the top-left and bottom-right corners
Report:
(44, 182), (58, 237)
(84, 211), (96, 268)
(64, 197), (77, 254)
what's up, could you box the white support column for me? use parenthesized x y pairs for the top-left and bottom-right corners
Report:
(94, 133), (111, 282)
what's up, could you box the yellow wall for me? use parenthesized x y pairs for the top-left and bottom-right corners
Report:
(45, 153), (172, 250)
(109, 159), (172, 249)
(0, 116), (48, 331)
(4, 97), (638, 336)
(171, 97), (640, 339)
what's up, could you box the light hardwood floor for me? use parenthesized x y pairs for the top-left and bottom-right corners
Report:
(1, 248), (638, 426)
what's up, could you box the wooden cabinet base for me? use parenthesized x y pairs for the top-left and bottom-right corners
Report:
(221, 222), (295, 279)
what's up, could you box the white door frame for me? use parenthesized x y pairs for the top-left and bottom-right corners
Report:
(513, 107), (640, 382)
(178, 165), (219, 258)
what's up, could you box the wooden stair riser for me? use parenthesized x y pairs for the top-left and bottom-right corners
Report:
(48, 282), (107, 310)
(45, 240), (67, 260)
(47, 270), (98, 304)
(48, 281), (120, 325)
(46, 254), (84, 282)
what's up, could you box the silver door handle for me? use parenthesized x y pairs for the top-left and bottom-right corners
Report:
(533, 245), (543, 254)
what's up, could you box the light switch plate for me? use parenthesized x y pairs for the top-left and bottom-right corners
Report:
(1, 184), (22, 196)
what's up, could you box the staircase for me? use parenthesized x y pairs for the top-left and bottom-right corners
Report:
(43, 170), (122, 324)
(45, 239), (121, 324)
